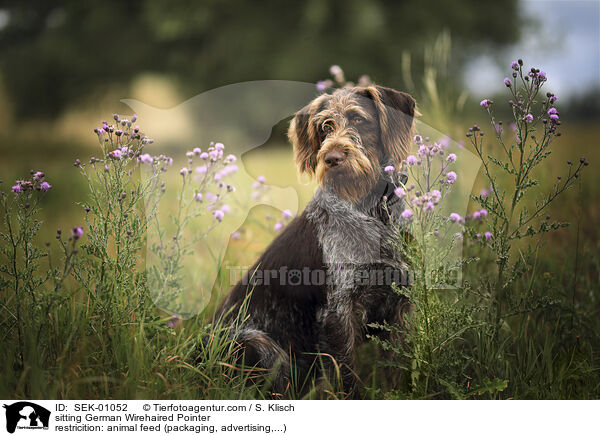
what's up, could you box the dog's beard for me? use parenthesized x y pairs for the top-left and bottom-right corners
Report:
(316, 154), (378, 204)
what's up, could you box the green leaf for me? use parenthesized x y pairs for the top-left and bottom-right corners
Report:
(467, 377), (508, 398)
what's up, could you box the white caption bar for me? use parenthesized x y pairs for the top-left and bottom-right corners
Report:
(0, 400), (596, 435)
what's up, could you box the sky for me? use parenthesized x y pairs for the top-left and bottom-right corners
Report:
(464, 0), (600, 101)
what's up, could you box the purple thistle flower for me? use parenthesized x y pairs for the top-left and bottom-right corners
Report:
(384, 165), (395, 173)
(449, 213), (462, 223)
(476, 233), (482, 239)
(525, 113), (534, 123)
(109, 149), (122, 160)
(504, 77), (512, 87)
(180, 167), (188, 176)
(282, 209), (293, 219)
(200, 152), (209, 160)
(220, 165), (238, 176)
(446, 171), (457, 184)
(479, 209), (488, 218)
(406, 155), (418, 166)
(316, 81), (327, 92)
(215, 143), (225, 151)
(257, 176), (266, 183)
(549, 114), (559, 121)
(394, 187), (406, 199)
(165, 157), (173, 166)
(205, 192), (217, 203)
(549, 95), (558, 104)
(400, 209), (413, 221)
(40, 181), (52, 192)
(194, 193), (203, 201)
(213, 210), (225, 221)
(329, 65), (342, 76)
(446, 153), (457, 163)
(511, 61), (520, 70)
(274, 222), (284, 231)
(358, 75), (371, 86)
(480, 99), (492, 108)
(431, 190), (441, 203)
(11, 184), (22, 194)
(167, 315), (180, 328)
(193, 147), (202, 155)
(226, 154), (237, 163)
(484, 231), (493, 241)
(138, 153), (153, 164)
(438, 136), (451, 148)
(417, 145), (430, 158)
(33, 171), (45, 182)
(425, 201), (435, 211)
(221, 204), (231, 214)
(71, 226), (84, 240)
(547, 107), (558, 115)
(413, 135), (423, 144)
(473, 211), (481, 220)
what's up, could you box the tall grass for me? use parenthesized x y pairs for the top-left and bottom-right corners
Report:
(1, 51), (599, 399)
(366, 60), (598, 399)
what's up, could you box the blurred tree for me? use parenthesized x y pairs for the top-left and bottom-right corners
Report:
(0, 0), (521, 118)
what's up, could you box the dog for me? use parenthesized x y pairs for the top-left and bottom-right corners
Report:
(214, 85), (416, 396)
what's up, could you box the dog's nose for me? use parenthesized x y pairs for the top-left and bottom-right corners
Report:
(324, 151), (345, 167)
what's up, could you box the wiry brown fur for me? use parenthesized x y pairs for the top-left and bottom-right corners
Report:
(289, 85), (416, 203)
(215, 85), (416, 397)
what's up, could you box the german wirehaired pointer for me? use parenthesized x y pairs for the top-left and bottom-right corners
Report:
(215, 85), (415, 396)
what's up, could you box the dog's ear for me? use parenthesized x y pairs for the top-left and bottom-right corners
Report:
(288, 96), (326, 176)
(365, 85), (416, 166)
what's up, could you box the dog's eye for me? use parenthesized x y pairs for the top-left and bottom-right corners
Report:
(321, 123), (333, 134)
(350, 115), (365, 124)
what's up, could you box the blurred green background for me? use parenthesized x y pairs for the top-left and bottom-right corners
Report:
(0, 0), (599, 400)
(0, 0), (598, 265)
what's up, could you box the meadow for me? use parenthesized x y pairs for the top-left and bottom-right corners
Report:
(1, 62), (599, 400)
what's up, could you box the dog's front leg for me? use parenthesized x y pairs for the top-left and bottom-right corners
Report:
(317, 299), (364, 398)
(361, 285), (412, 390)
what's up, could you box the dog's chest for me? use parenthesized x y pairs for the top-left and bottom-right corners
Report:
(307, 190), (401, 293)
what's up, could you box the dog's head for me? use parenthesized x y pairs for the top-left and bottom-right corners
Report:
(288, 85), (416, 204)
